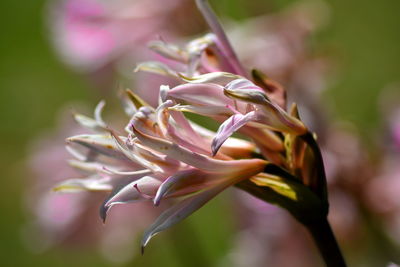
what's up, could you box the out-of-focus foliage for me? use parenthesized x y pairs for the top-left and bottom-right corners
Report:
(0, 0), (400, 266)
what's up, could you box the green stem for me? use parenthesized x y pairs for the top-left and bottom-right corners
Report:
(236, 179), (347, 267)
(304, 218), (347, 267)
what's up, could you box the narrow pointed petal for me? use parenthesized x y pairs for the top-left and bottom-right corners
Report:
(67, 134), (129, 160)
(154, 102), (212, 155)
(168, 109), (208, 147)
(73, 113), (105, 132)
(53, 176), (112, 192)
(154, 169), (222, 206)
(141, 180), (229, 249)
(68, 159), (112, 174)
(125, 89), (152, 111)
(94, 100), (107, 127)
(169, 104), (233, 117)
(168, 83), (233, 107)
(100, 176), (161, 222)
(101, 167), (152, 177)
(110, 131), (163, 173)
(135, 61), (178, 78)
(224, 87), (306, 134)
(211, 111), (256, 156)
(132, 123), (266, 173)
(148, 40), (188, 63)
(178, 72), (240, 85)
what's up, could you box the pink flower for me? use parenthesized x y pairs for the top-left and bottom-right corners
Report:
(49, 0), (181, 71)
(55, 97), (266, 250)
(52, 0), (330, 253)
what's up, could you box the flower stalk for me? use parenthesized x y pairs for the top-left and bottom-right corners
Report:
(304, 218), (348, 267)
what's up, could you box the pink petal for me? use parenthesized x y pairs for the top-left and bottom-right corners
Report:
(100, 176), (161, 222)
(168, 83), (234, 107)
(153, 168), (223, 206)
(53, 176), (113, 192)
(224, 87), (306, 134)
(211, 111), (256, 156)
(141, 180), (230, 250)
(67, 134), (129, 160)
(132, 123), (260, 173)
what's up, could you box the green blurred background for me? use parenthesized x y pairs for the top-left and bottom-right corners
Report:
(0, 0), (399, 266)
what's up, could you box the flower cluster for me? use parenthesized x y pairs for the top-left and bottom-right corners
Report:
(54, 0), (329, 252)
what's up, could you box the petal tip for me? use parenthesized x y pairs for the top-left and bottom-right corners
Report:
(99, 203), (110, 224)
(210, 140), (220, 157)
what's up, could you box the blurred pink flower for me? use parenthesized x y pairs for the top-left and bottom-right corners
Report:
(49, 0), (181, 71)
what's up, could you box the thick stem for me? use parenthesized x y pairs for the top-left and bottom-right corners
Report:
(236, 178), (347, 267)
(304, 218), (347, 267)
(195, 0), (247, 77)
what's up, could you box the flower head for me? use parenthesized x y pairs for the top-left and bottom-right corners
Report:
(55, 0), (330, 251)
(56, 95), (266, 250)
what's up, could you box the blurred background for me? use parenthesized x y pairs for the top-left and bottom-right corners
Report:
(1, 0), (400, 266)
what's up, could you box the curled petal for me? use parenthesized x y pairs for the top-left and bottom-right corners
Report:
(155, 100), (174, 137)
(211, 111), (256, 156)
(130, 106), (163, 138)
(100, 176), (161, 222)
(159, 85), (170, 104)
(94, 100), (107, 127)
